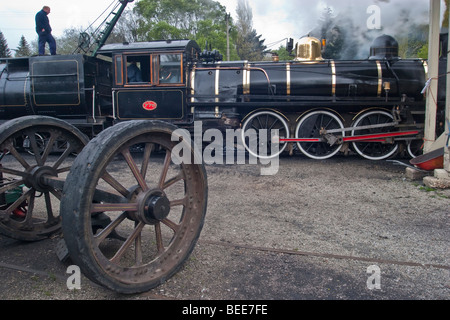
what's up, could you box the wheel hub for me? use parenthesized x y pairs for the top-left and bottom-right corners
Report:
(136, 189), (170, 225)
(24, 166), (58, 192)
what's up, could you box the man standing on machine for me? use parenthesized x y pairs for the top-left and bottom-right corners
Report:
(35, 6), (56, 55)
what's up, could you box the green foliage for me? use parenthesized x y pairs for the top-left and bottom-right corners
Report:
(15, 35), (32, 57)
(443, 0), (449, 28)
(134, 0), (224, 40)
(235, 0), (266, 61)
(133, 0), (238, 60)
(272, 45), (294, 61)
(396, 24), (428, 59)
(55, 27), (85, 55)
(0, 30), (12, 58)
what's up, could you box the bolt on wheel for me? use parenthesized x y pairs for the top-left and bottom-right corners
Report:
(60, 120), (207, 294)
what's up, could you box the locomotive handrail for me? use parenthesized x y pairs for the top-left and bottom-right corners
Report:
(187, 96), (419, 106)
(28, 73), (78, 78)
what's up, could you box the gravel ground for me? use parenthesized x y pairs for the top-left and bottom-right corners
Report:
(0, 153), (449, 301)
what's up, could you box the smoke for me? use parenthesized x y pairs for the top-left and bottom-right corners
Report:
(244, 0), (444, 59)
(306, 0), (433, 58)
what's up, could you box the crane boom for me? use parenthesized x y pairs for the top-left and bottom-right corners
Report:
(74, 0), (134, 57)
(92, 0), (135, 57)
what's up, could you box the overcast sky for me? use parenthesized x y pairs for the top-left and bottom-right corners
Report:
(0, 0), (446, 53)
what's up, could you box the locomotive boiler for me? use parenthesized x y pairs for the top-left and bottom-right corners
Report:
(0, 33), (446, 160)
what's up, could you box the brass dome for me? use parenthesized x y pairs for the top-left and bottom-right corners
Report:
(294, 37), (323, 61)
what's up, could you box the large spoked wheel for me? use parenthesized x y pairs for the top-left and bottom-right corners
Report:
(241, 111), (289, 159)
(61, 120), (208, 294)
(351, 110), (399, 160)
(295, 110), (344, 160)
(0, 116), (88, 241)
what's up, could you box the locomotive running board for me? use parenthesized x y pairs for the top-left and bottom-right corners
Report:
(280, 130), (420, 143)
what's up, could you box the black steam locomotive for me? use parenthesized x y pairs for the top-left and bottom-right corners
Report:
(0, 28), (446, 161)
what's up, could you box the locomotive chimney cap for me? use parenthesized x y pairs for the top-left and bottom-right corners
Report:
(369, 34), (399, 60)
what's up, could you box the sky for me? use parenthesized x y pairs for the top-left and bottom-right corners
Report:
(0, 0), (446, 54)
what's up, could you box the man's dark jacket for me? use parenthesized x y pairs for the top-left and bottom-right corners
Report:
(35, 10), (52, 35)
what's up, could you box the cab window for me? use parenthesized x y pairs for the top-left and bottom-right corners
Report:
(125, 55), (151, 84)
(158, 54), (182, 84)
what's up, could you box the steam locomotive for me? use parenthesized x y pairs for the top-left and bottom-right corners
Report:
(0, 32), (447, 160)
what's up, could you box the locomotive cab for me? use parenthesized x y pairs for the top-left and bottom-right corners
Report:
(97, 40), (201, 122)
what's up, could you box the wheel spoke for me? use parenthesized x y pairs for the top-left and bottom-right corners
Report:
(162, 171), (185, 190)
(2, 188), (32, 216)
(94, 212), (127, 244)
(122, 148), (148, 191)
(52, 144), (75, 170)
(170, 197), (187, 207)
(40, 132), (57, 163)
(8, 144), (30, 170)
(158, 151), (172, 189)
(25, 130), (43, 164)
(161, 218), (180, 233)
(1, 166), (28, 178)
(21, 190), (35, 228)
(296, 111), (344, 160)
(101, 171), (130, 197)
(154, 223), (165, 254)
(135, 227), (143, 266)
(141, 143), (153, 179)
(110, 221), (145, 264)
(44, 192), (57, 224)
(0, 179), (24, 194)
(90, 202), (138, 213)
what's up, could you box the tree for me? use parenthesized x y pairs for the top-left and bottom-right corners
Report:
(235, 0), (266, 61)
(272, 45), (294, 61)
(0, 30), (12, 58)
(134, 0), (235, 59)
(54, 27), (85, 55)
(443, 0), (449, 29)
(112, 8), (141, 43)
(134, 0), (223, 40)
(15, 35), (32, 57)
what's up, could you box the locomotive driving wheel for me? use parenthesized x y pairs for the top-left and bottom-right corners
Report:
(295, 110), (345, 160)
(241, 110), (289, 159)
(60, 120), (207, 294)
(0, 116), (88, 241)
(351, 110), (399, 160)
